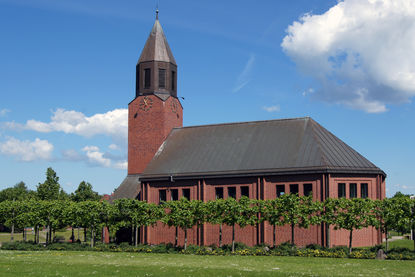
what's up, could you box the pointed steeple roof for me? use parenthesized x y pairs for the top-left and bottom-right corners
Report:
(138, 14), (176, 65)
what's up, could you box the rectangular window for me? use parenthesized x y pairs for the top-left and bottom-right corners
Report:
(228, 187), (236, 199)
(349, 183), (357, 198)
(303, 183), (313, 197)
(171, 189), (178, 201)
(182, 188), (190, 200)
(171, 71), (176, 91)
(144, 68), (151, 89)
(338, 183), (346, 198)
(158, 68), (166, 88)
(215, 187), (223, 199)
(290, 184), (299, 195)
(159, 189), (166, 203)
(276, 185), (285, 197)
(241, 186), (249, 198)
(361, 183), (368, 199)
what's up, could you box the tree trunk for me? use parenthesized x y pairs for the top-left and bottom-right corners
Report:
(135, 226), (138, 247)
(184, 228), (188, 250)
(273, 224), (276, 247)
(349, 229), (353, 254)
(219, 224), (222, 247)
(175, 227), (178, 247)
(326, 223), (331, 248)
(77, 227), (80, 241)
(71, 227), (75, 243)
(52, 229), (55, 243)
(90, 226), (95, 247)
(232, 224), (235, 253)
(84, 228), (87, 242)
(291, 223), (295, 246)
(23, 228), (26, 242)
(131, 225), (134, 245)
(11, 223), (14, 242)
(385, 227), (388, 253)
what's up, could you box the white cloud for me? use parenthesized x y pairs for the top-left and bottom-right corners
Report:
(282, 0), (415, 113)
(262, 105), (280, 112)
(0, 109), (10, 117)
(233, 54), (256, 92)
(108, 144), (119, 150)
(82, 145), (127, 170)
(7, 108), (128, 142)
(0, 137), (53, 161)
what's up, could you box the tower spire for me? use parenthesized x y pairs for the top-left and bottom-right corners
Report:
(156, 8), (159, 20)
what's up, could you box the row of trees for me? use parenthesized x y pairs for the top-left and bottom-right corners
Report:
(0, 167), (101, 203)
(1, 194), (414, 253)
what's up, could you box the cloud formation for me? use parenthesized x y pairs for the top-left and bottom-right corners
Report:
(262, 105), (280, 112)
(282, 0), (415, 113)
(0, 109), (10, 117)
(233, 54), (256, 92)
(6, 108), (128, 142)
(0, 137), (53, 161)
(81, 146), (127, 170)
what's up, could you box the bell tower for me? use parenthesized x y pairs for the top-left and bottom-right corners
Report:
(128, 11), (183, 175)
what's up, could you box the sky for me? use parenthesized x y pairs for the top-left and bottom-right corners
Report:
(0, 0), (414, 197)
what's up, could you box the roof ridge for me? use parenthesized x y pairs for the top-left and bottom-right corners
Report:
(173, 116), (312, 130)
(308, 118), (330, 167)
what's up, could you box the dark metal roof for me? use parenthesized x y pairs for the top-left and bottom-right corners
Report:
(110, 175), (140, 202)
(141, 117), (385, 180)
(138, 19), (176, 64)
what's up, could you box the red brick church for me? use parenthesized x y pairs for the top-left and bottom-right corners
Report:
(111, 13), (386, 248)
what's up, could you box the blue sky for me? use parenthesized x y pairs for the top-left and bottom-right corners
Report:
(0, 0), (414, 196)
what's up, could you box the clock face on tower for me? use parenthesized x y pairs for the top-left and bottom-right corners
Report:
(139, 96), (153, 111)
(170, 99), (178, 114)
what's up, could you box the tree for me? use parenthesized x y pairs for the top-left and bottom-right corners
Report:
(0, 182), (35, 202)
(259, 198), (286, 247)
(374, 198), (410, 252)
(206, 199), (227, 247)
(71, 181), (100, 202)
(279, 194), (320, 246)
(0, 200), (24, 242)
(77, 201), (105, 247)
(329, 198), (376, 254)
(130, 200), (163, 246)
(220, 197), (258, 252)
(162, 198), (198, 249)
(37, 167), (65, 200)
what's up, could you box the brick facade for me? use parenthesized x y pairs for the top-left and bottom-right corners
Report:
(139, 173), (385, 248)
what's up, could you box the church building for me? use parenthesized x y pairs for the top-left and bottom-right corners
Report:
(111, 13), (386, 248)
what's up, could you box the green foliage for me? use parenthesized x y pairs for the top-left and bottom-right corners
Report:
(37, 167), (65, 200)
(71, 181), (100, 202)
(0, 182), (36, 202)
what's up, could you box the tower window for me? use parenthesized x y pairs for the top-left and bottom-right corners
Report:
(215, 187), (223, 199)
(276, 185), (285, 197)
(349, 183), (357, 198)
(361, 183), (368, 199)
(290, 184), (299, 195)
(144, 68), (151, 89)
(171, 71), (176, 91)
(338, 183), (346, 198)
(228, 187), (236, 199)
(159, 68), (166, 88)
(303, 183), (313, 197)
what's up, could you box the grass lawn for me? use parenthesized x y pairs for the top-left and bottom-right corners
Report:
(0, 229), (79, 244)
(1, 251), (414, 277)
(386, 239), (414, 250)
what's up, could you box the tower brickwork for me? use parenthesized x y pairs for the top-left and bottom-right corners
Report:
(128, 13), (183, 175)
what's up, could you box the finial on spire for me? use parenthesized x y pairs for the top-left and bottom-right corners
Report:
(156, 1), (159, 20)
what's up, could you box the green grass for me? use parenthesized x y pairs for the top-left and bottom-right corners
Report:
(386, 239), (414, 250)
(0, 229), (79, 244)
(1, 250), (414, 277)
